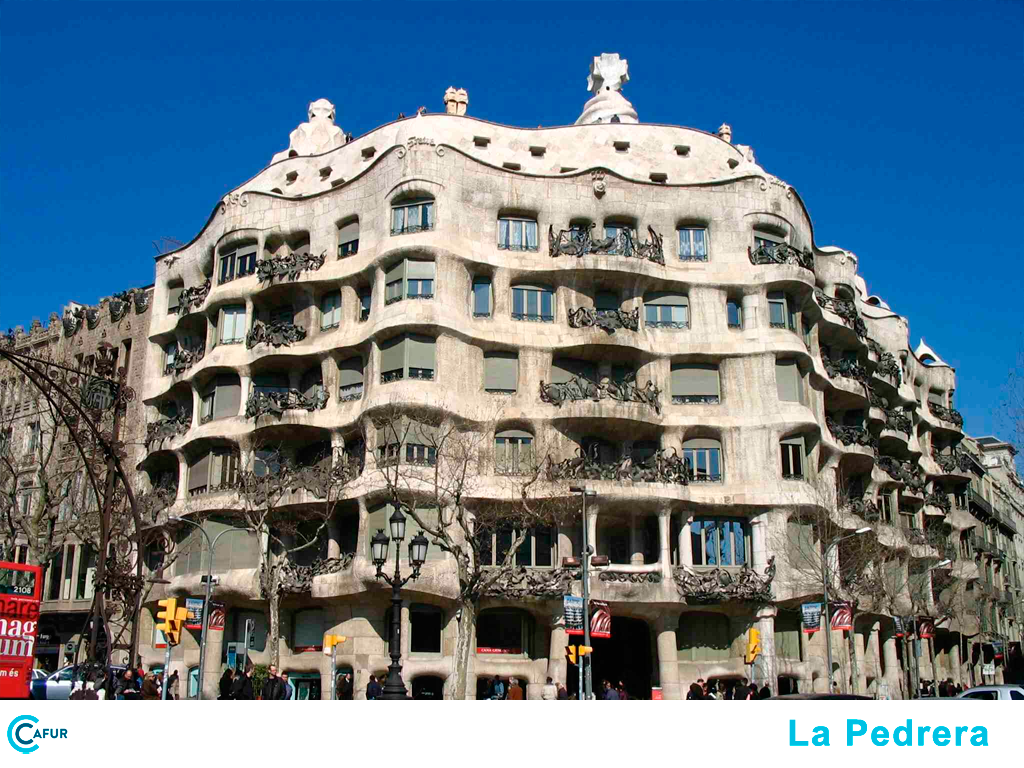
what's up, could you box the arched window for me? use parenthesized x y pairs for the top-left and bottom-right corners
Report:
(391, 197), (434, 235)
(682, 438), (722, 482)
(677, 612), (731, 662)
(292, 608), (325, 653)
(767, 291), (798, 332)
(410, 604), (443, 654)
(338, 219), (359, 257)
(678, 227), (708, 261)
(200, 373), (241, 423)
(476, 609), (535, 657)
(495, 429), (532, 474)
(644, 292), (689, 329)
(497, 216), (538, 251)
(690, 518), (748, 566)
(511, 284), (554, 322)
(339, 357), (364, 401)
(671, 364), (720, 404)
(780, 435), (807, 479)
(385, 259), (435, 304)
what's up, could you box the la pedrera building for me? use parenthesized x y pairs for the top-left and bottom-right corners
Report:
(8, 54), (1019, 699)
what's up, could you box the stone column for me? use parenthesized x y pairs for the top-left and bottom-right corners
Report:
(327, 515), (341, 559)
(190, 386), (201, 429)
(546, 615), (567, 687)
(881, 631), (903, 699)
(750, 514), (767, 571)
(175, 453), (188, 502)
(741, 293), (759, 331)
(754, 606), (777, 696)
(657, 509), (672, 579)
(238, 375), (251, 417)
(587, 503), (598, 560)
(854, 627), (867, 694)
(680, 515), (693, 567)
(201, 621), (226, 700)
(629, 515), (643, 564)
(655, 616), (681, 700)
(949, 638), (962, 689)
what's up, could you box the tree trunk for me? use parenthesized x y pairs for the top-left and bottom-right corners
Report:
(266, 574), (281, 668)
(848, 628), (860, 694)
(450, 599), (476, 701)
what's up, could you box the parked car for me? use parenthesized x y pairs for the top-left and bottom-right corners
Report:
(31, 664), (127, 700)
(955, 685), (1024, 700)
(768, 693), (872, 700)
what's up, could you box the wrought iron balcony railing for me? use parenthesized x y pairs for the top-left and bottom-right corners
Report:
(923, 492), (951, 514)
(254, 250), (326, 283)
(826, 417), (877, 450)
(245, 388), (329, 419)
(390, 223), (434, 236)
(875, 352), (902, 386)
(547, 446), (691, 485)
(928, 402), (964, 429)
(540, 373), (661, 413)
(245, 321), (307, 350)
(549, 224), (665, 265)
(932, 447), (973, 474)
(814, 289), (867, 338)
(671, 395), (720, 405)
(176, 280), (211, 316)
(747, 242), (813, 272)
(145, 409), (192, 445)
(338, 384), (363, 402)
(567, 306), (639, 333)
(877, 455), (926, 493)
(823, 356), (871, 389)
(164, 342), (206, 376)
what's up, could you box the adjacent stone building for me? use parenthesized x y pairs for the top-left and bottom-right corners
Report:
(4, 54), (1022, 698)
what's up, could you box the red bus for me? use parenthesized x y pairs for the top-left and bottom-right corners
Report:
(0, 561), (42, 699)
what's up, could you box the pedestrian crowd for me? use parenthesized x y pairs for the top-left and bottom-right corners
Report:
(685, 677), (770, 700)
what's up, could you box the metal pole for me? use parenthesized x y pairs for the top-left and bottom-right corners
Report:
(910, 617), (921, 698)
(330, 643), (338, 701)
(161, 641), (171, 700)
(823, 542), (834, 694)
(242, 619), (253, 674)
(380, 542), (408, 699)
(581, 492), (592, 701)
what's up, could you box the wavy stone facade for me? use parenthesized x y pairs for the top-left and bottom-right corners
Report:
(125, 63), (1024, 699)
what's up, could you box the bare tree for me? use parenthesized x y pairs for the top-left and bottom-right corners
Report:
(232, 441), (360, 667)
(371, 402), (577, 700)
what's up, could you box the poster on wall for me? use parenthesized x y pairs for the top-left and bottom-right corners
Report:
(917, 617), (935, 639)
(590, 600), (611, 639)
(564, 595), (584, 636)
(993, 640), (1005, 660)
(830, 602), (852, 631)
(801, 603), (822, 634)
(185, 598), (204, 630)
(893, 616), (905, 637)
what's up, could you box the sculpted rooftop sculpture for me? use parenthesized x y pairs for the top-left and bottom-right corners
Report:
(271, 98), (347, 164)
(576, 53), (638, 125)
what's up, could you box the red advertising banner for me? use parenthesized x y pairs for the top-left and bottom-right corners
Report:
(830, 602), (852, 631)
(590, 600), (611, 639)
(209, 602), (225, 631)
(476, 647), (522, 654)
(0, 562), (43, 700)
(918, 617), (935, 639)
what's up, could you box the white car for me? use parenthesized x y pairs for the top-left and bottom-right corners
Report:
(956, 685), (1024, 700)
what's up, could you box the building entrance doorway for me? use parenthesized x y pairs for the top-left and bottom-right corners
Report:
(568, 616), (652, 699)
(412, 675), (445, 699)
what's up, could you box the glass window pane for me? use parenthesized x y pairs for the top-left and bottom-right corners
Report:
(423, 202), (433, 228)
(516, 530), (532, 566)
(474, 282), (490, 314)
(645, 306), (658, 324)
(691, 524), (704, 566)
(534, 527), (552, 567)
(769, 301), (785, 326)
(679, 230), (692, 258)
(525, 221), (538, 249)
(527, 290), (538, 318)
(704, 521), (717, 565)
(710, 449), (720, 479)
(511, 220), (523, 248)
(540, 291), (552, 320)
(693, 229), (707, 257)
(718, 520), (731, 565)
(512, 289), (524, 316)
(498, 219), (509, 247)
(392, 207), (403, 232)
(733, 521), (746, 565)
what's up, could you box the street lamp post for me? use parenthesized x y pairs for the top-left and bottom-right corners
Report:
(823, 526), (871, 694)
(168, 516), (246, 700)
(371, 506), (429, 700)
(570, 486), (597, 701)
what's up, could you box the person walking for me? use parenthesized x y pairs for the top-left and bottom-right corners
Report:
(261, 665), (286, 700)
(366, 674), (382, 700)
(232, 667), (255, 700)
(280, 672), (293, 700)
(507, 678), (524, 700)
(338, 672), (354, 700)
(167, 670), (180, 701)
(687, 682), (704, 700)
(489, 674), (505, 700)
(542, 677), (557, 700)
(218, 668), (235, 700)
(601, 680), (619, 700)
(556, 682), (568, 700)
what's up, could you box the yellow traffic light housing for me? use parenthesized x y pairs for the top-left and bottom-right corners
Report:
(745, 628), (761, 664)
(578, 645), (593, 656)
(156, 598), (188, 646)
(565, 645), (577, 665)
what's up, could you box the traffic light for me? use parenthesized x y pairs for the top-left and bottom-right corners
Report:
(578, 645), (593, 657)
(565, 645), (577, 665)
(156, 598), (188, 646)
(745, 628), (761, 664)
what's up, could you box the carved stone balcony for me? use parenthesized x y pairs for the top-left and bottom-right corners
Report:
(245, 320), (307, 350)
(673, 558), (776, 604)
(748, 242), (813, 272)
(255, 250), (326, 283)
(539, 373), (661, 413)
(814, 289), (867, 338)
(145, 409), (192, 445)
(932, 448), (973, 474)
(482, 567), (579, 600)
(826, 418), (878, 450)
(823, 356), (870, 389)
(245, 388), (329, 419)
(846, 497), (881, 522)
(546, 447), (690, 485)
(567, 306), (639, 333)
(176, 280), (211, 315)
(882, 407), (913, 437)
(549, 223), (665, 265)
(165, 342), (205, 376)
(878, 455), (926, 493)
(928, 402), (964, 430)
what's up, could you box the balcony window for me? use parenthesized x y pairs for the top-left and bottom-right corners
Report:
(391, 199), (434, 235)
(767, 291), (797, 331)
(163, 341), (177, 374)
(167, 285), (183, 315)
(338, 357), (364, 401)
(644, 292), (689, 329)
(337, 220), (359, 257)
(253, 373), (289, 397)
(512, 285), (554, 322)
(476, 609), (534, 656)
(359, 289), (371, 322)
(682, 438), (722, 482)
(473, 278), (492, 317)
(727, 299), (742, 329)
(497, 217), (539, 251)
(406, 443), (437, 466)
(385, 259), (435, 304)
(879, 490), (894, 522)
(218, 305), (246, 345)
(187, 448), (240, 496)
(775, 359), (803, 403)
(484, 351), (518, 394)
(199, 374), (241, 423)
(320, 291), (341, 330)
(478, 528), (553, 567)
(595, 291), (619, 311)
(495, 429), (533, 474)
(218, 246), (257, 284)
(678, 227), (708, 261)
(780, 436), (806, 479)
(754, 232), (785, 250)
(380, 333), (436, 383)
(671, 363), (720, 404)
(691, 518), (749, 566)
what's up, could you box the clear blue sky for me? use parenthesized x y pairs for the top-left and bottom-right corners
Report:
(1, 2), (1021, 440)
